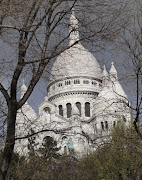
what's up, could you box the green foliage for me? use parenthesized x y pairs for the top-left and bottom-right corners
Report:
(77, 122), (142, 180)
(38, 136), (61, 161)
(4, 123), (142, 180)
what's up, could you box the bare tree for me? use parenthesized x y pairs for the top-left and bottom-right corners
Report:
(0, 0), (127, 179)
(114, 0), (142, 137)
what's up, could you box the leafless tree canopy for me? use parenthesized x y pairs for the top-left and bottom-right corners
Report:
(0, 0), (135, 179)
(112, 0), (142, 137)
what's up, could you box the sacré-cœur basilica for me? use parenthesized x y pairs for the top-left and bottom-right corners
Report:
(15, 10), (131, 156)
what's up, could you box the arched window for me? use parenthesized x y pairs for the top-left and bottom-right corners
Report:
(76, 102), (81, 116)
(43, 107), (51, 123)
(44, 107), (51, 114)
(65, 81), (71, 85)
(85, 102), (90, 117)
(64, 146), (67, 155)
(74, 79), (80, 84)
(62, 136), (67, 140)
(105, 121), (108, 130)
(113, 121), (116, 127)
(66, 103), (72, 118)
(58, 83), (62, 87)
(101, 122), (104, 131)
(58, 105), (63, 117)
(92, 81), (97, 85)
(83, 80), (89, 84)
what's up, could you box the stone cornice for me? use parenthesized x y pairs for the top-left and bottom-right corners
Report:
(48, 90), (98, 102)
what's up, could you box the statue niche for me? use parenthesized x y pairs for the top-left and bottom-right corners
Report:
(42, 107), (51, 124)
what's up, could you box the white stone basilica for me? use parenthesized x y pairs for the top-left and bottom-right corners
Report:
(15, 11), (131, 156)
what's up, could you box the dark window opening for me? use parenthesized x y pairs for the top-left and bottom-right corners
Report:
(101, 122), (104, 131)
(92, 81), (97, 85)
(105, 121), (108, 130)
(113, 121), (116, 127)
(58, 83), (62, 87)
(65, 81), (71, 85)
(59, 105), (63, 116)
(44, 107), (51, 114)
(85, 102), (90, 117)
(62, 136), (67, 140)
(76, 102), (81, 116)
(66, 103), (72, 118)
(74, 79), (80, 84)
(64, 146), (67, 155)
(83, 80), (89, 84)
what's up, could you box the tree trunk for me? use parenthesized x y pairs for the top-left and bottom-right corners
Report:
(0, 101), (17, 180)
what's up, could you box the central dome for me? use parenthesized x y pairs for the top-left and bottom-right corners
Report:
(50, 43), (102, 82)
(50, 10), (102, 82)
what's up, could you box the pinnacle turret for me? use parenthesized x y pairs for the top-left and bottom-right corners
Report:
(103, 65), (109, 77)
(102, 65), (109, 86)
(109, 62), (118, 81)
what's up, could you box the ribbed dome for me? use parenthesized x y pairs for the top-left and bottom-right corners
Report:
(50, 43), (102, 82)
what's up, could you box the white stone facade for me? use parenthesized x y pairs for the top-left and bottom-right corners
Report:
(15, 11), (131, 156)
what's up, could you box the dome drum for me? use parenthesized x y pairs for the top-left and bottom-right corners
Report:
(52, 97), (94, 120)
(48, 77), (102, 99)
(48, 91), (99, 102)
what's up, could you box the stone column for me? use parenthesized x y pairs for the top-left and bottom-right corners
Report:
(81, 102), (85, 118)
(63, 104), (67, 118)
